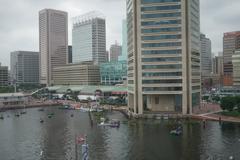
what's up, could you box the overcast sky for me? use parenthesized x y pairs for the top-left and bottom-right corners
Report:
(0, 0), (240, 67)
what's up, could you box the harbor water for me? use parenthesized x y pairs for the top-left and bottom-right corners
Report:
(0, 106), (240, 160)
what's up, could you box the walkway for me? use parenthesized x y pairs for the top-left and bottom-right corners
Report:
(192, 103), (240, 123)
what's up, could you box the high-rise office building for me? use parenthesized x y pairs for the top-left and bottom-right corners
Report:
(213, 56), (224, 76)
(127, 0), (200, 115)
(72, 11), (106, 65)
(68, 46), (72, 63)
(223, 31), (240, 75)
(0, 63), (8, 87)
(200, 34), (212, 75)
(10, 51), (39, 84)
(39, 9), (68, 86)
(110, 42), (122, 62)
(119, 19), (128, 61)
(233, 50), (240, 87)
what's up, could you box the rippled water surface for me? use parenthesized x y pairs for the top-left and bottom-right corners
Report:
(0, 107), (240, 160)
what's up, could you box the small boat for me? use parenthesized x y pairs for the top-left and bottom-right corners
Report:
(170, 126), (182, 136)
(15, 114), (20, 117)
(20, 111), (27, 114)
(40, 119), (44, 123)
(98, 119), (120, 128)
(0, 115), (4, 120)
(110, 119), (120, 128)
(38, 108), (44, 111)
(80, 107), (91, 112)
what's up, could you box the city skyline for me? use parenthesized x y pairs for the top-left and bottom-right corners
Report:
(0, 0), (240, 67)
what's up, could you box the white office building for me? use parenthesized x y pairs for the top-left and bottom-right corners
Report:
(72, 11), (106, 65)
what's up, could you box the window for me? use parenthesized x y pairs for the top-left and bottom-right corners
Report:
(142, 49), (181, 55)
(142, 57), (182, 62)
(141, 12), (181, 19)
(155, 97), (159, 104)
(141, 0), (181, 4)
(141, 20), (181, 26)
(141, 5), (181, 11)
(142, 34), (181, 40)
(142, 27), (181, 33)
(142, 42), (181, 48)
(142, 64), (182, 69)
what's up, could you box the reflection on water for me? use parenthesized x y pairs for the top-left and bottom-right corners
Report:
(0, 107), (239, 160)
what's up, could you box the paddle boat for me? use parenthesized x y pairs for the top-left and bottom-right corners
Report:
(170, 126), (182, 136)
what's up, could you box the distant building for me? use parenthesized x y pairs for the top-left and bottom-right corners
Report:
(110, 42), (122, 62)
(10, 51), (39, 84)
(127, 0), (200, 115)
(233, 50), (240, 87)
(119, 19), (127, 61)
(100, 60), (127, 85)
(200, 34), (212, 75)
(105, 51), (109, 62)
(39, 9), (68, 86)
(72, 11), (106, 65)
(213, 56), (224, 75)
(0, 93), (27, 108)
(52, 62), (100, 85)
(0, 64), (8, 87)
(68, 46), (72, 63)
(223, 31), (240, 76)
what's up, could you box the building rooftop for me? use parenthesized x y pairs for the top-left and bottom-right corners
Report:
(72, 11), (105, 26)
(0, 92), (25, 97)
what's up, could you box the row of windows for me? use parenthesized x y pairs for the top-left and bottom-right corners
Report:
(143, 87), (182, 91)
(142, 57), (182, 62)
(142, 49), (181, 55)
(142, 34), (181, 40)
(142, 42), (181, 48)
(142, 27), (181, 33)
(142, 79), (182, 84)
(143, 72), (182, 77)
(141, 5), (181, 12)
(141, 12), (181, 19)
(192, 86), (200, 90)
(142, 64), (182, 69)
(141, 0), (181, 4)
(141, 20), (181, 26)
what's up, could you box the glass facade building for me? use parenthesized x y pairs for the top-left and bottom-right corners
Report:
(72, 11), (106, 65)
(100, 61), (127, 85)
(10, 51), (39, 84)
(127, 0), (201, 115)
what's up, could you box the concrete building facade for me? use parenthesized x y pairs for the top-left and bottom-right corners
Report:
(10, 51), (39, 84)
(127, 0), (201, 115)
(200, 34), (212, 75)
(72, 11), (106, 65)
(110, 42), (122, 62)
(0, 64), (8, 87)
(39, 9), (68, 86)
(223, 31), (240, 75)
(52, 62), (100, 85)
(233, 50), (240, 87)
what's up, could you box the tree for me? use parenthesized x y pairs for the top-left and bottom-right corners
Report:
(220, 97), (236, 111)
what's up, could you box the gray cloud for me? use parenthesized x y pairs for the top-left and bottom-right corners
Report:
(0, 0), (240, 67)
